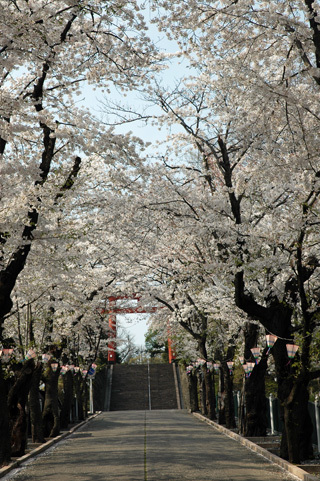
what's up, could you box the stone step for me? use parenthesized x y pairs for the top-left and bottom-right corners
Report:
(246, 436), (280, 443)
(110, 363), (178, 411)
(245, 436), (280, 456)
(297, 465), (320, 475)
(256, 442), (280, 449)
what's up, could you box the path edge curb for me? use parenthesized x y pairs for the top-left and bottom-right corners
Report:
(192, 412), (319, 481)
(0, 412), (101, 479)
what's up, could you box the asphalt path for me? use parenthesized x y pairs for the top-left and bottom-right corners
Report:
(4, 410), (298, 481)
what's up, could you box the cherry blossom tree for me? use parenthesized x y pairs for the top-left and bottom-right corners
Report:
(0, 0), (157, 466)
(2, 147), (153, 449)
(138, 0), (320, 464)
(93, 0), (320, 463)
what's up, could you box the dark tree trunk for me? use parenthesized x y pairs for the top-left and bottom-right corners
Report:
(222, 364), (236, 429)
(197, 370), (206, 415)
(234, 271), (314, 462)
(270, 336), (314, 461)
(29, 363), (45, 443)
(0, 366), (11, 467)
(201, 365), (216, 420)
(198, 339), (216, 420)
(8, 359), (34, 457)
(218, 367), (226, 425)
(242, 358), (268, 436)
(0, 251), (33, 466)
(74, 375), (84, 421)
(42, 366), (60, 438)
(237, 387), (245, 434)
(188, 370), (199, 412)
(216, 345), (236, 428)
(240, 322), (268, 437)
(83, 380), (89, 418)
(283, 380), (313, 463)
(60, 370), (74, 429)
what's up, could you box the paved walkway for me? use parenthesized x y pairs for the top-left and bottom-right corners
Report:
(5, 411), (297, 481)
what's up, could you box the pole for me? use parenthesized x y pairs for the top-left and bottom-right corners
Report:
(237, 391), (241, 422)
(89, 377), (94, 414)
(75, 394), (78, 421)
(147, 360), (151, 410)
(315, 395), (320, 453)
(269, 394), (275, 435)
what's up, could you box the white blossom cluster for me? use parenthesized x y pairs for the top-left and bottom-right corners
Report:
(2, 0), (320, 371)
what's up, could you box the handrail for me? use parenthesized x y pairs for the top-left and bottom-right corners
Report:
(172, 362), (183, 409)
(104, 364), (113, 411)
(147, 361), (152, 410)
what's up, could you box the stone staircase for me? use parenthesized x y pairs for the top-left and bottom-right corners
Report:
(149, 364), (178, 410)
(246, 436), (281, 456)
(110, 364), (149, 411)
(109, 363), (179, 411)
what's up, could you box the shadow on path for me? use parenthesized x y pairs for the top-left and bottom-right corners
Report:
(2, 411), (299, 481)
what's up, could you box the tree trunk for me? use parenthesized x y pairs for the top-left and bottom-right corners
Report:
(29, 363), (45, 443)
(8, 360), (34, 457)
(74, 374), (85, 421)
(60, 370), (74, 428)
(188, 370), (199, 412)
(218, 367), (226, 425)
(197, 370), (206, 415)
(239, 322), (268, 437)
(42, 367), (60, 438)
(269, 336), (312, 461)
(201, 365), (216, 420)
(242, 359), (268, 436)
(237, 387), (245, 434)
(198, 339), (216, 420)
(234, 272), (314, 462)
(222, 364), (236, 429)
(280, 374), (313, 462)
(0, 366), (11, 467)
(83, 380), (89, 418)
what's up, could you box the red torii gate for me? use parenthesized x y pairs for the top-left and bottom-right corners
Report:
(104, 295), (175, 363)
